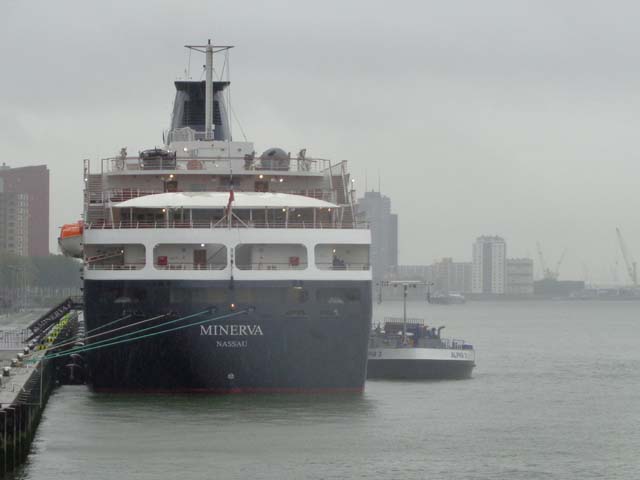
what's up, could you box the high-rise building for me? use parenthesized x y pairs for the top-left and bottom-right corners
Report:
(506, 258), (534, 295)
(472, 236), (506, 294)
(356, 191), (398, 281)
(433, 258), (472, 293)
(0, 164), (50, 256)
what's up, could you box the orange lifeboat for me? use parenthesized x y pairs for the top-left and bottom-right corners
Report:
(58, 221), (83, 258)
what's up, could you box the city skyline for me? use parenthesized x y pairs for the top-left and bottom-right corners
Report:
(3, 1), (640, 283)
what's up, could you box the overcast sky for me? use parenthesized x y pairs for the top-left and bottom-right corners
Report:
(2, 0), (640, 284)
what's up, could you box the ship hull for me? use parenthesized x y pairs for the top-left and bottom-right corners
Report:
(367, 348), (475, 380)
(83, 279), (371, 392)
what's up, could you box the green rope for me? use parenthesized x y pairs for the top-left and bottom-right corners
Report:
(52, 309), (210, 354)
(42, 309), (249, 361)
(28, 308), (212, 363)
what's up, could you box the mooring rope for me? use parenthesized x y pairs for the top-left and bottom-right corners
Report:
(43, 309), (214, 359)
(41, 308), (251, 361)
(46, 313), (171, 352)
(86, 313), (132, 334)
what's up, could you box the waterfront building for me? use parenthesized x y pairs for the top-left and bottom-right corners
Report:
(0, 164), (50, 256)
(433, 258), (472, 293)
(356, 191), (398, 282)
(391, 264), (433, 282)
(506, 258), (534, 295)
(534, 279), (585, 297)
(472, 236), (506, 294)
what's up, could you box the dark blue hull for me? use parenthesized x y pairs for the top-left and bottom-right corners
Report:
(83, 280), (371, 392)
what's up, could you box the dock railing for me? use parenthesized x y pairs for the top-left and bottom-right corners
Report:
(0, 330), (29, 350)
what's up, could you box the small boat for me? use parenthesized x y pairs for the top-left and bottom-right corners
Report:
(58, 222), (83, 258)
(428, 292), (466, 305)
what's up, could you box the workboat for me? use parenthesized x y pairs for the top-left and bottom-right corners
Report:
(367, 318), (475, 379)
(367, 281), (475, 380)
(428, 292), (466, 305)
(60, 40), (372, 393)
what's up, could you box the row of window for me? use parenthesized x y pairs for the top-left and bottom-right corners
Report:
(85, 243), (370, 271)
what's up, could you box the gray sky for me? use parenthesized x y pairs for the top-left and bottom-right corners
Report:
(2, 0), (640, 284)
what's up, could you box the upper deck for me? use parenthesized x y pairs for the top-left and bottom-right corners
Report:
(101, 155), (330, 176)
(84, 141), (360, 230)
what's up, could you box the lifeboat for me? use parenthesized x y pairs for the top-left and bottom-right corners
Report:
(58, 222), (83, 258)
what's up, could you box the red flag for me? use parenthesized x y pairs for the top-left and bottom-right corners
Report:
(227, 189), (235, 210)
(226, 189), (235, 222)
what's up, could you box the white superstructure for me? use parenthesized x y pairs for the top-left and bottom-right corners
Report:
(80, 41), (370, 286)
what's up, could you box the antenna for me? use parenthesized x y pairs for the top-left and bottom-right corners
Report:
(205, 40), (213, 140)
(184, 40), (234, 141)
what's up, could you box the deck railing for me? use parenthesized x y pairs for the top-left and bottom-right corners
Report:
(315, 262), (371, 271)
(153, 263), (226, 271)
(84, 262), (369, 272)
(103, 156), (332, 174)
(85, 263), (145, 271)
(235, 262), (309, 271)
(84, 221), (367, 230)
(86, 188), (337, 205)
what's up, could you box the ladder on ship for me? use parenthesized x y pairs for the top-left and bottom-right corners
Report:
(327, 160), (356, 228)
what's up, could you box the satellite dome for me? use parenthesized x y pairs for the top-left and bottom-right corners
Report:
(260, 148), (290, 170)
(260, 148), (289, 162)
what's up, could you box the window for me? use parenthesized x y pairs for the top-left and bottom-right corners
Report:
(235, 244), (307, 270)
(314, 244), (370, 271)
(154, 244), (227, 270)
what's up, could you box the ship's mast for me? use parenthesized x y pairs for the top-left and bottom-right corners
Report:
(205, 40), (214, 141)
(184, 40), (234, 141)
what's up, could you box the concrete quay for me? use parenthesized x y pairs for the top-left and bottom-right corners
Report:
(0, 309), (79, 475)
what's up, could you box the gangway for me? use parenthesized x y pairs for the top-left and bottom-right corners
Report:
(26, 296), (83, 341)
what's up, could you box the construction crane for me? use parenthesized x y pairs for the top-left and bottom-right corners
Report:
(536, 242), (566, 280)
(615, 227), (637, 286)
(536, 242), (548, 279)
(554, 248), (567, 278)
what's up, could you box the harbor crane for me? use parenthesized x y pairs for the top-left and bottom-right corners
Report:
(536, 242), (567, 280)
(615, 227), (637, 286)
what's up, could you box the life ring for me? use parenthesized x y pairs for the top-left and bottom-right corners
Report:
(187, 159), (204, 170)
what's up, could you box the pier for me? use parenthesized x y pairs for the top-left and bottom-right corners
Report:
(0, 304), (83, 475)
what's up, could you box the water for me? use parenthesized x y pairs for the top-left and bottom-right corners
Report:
(13, 301), (640, 479)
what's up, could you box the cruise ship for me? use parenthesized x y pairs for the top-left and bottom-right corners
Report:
(62, 41), (372, 392)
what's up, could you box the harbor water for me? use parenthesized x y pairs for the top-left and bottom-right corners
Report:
(12, 301), (640, 479)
